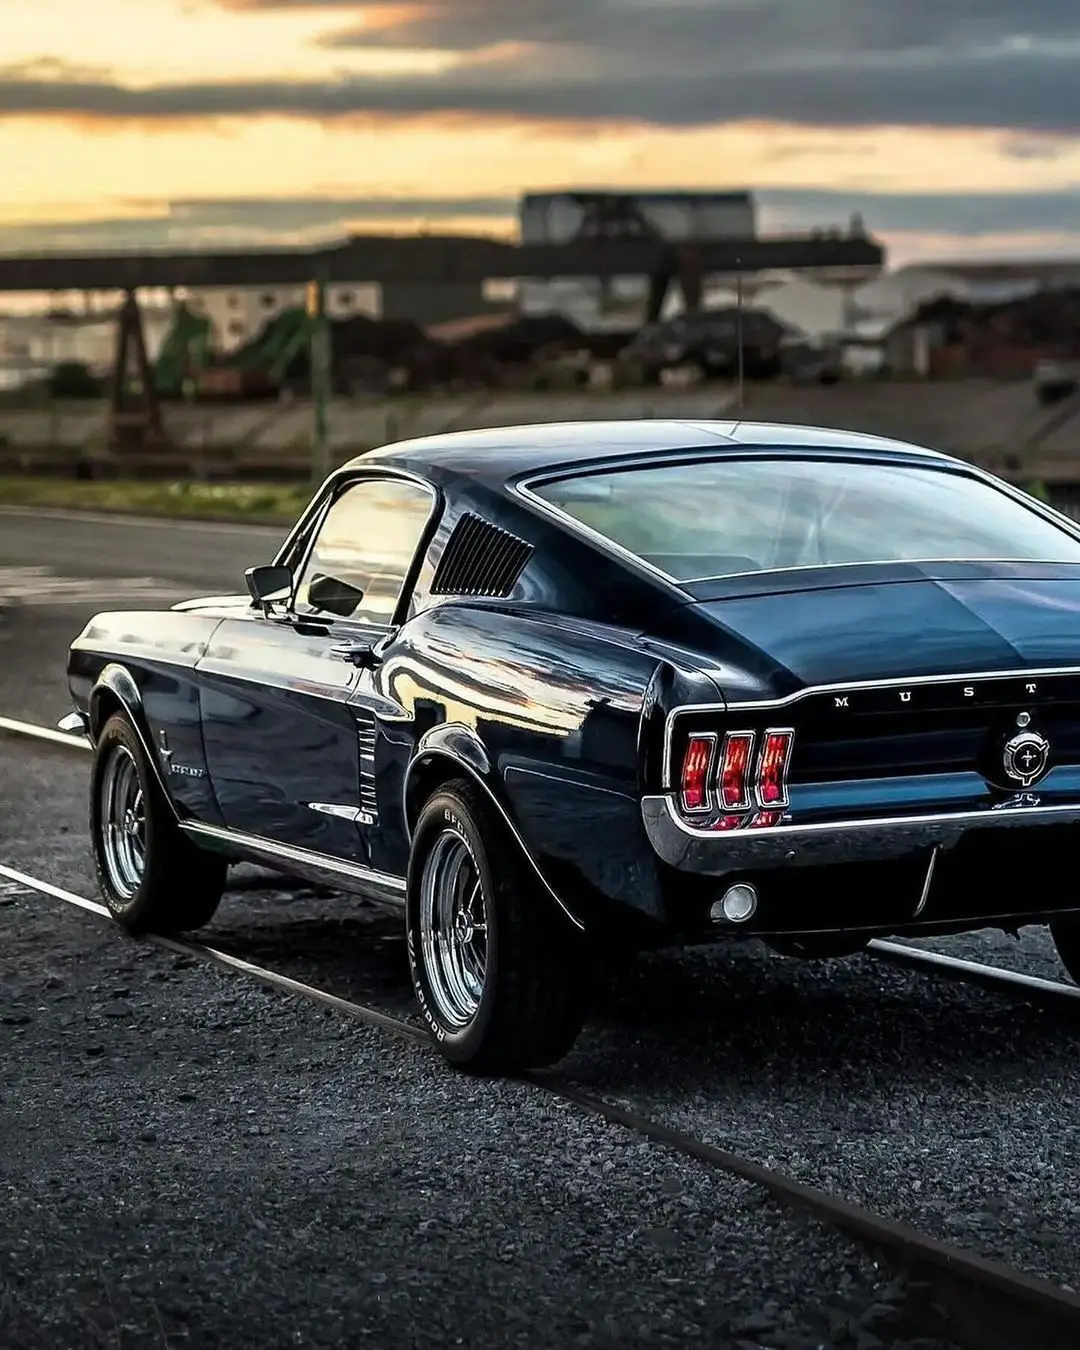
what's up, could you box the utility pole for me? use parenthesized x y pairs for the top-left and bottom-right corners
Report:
(307, 265), (332, 486)
(735, 259), (745, 412)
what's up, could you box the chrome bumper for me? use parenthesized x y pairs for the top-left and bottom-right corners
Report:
(57, 711), (90, 738)
(640, 793), (1080, 876)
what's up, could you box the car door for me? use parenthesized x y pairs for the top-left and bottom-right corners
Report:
(196, 472), (437, 863)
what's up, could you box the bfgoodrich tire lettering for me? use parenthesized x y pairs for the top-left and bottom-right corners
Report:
(406, 778), (586, 1073)
(90, 712), (227, 933)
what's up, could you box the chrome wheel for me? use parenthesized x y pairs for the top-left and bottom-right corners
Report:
(419, 828), (488, 1029)
(98, 744), (147, 901)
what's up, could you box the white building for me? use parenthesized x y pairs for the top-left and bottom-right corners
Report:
(0, 307), (173, 387)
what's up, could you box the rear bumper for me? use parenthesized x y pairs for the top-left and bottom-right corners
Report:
(640, 793), (1080, 876)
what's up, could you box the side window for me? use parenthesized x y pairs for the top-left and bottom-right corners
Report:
(293, 478), (433, 626)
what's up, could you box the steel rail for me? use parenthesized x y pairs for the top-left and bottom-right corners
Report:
(869, 938), (1080, 1006)
(3, 857), (1080, 1349)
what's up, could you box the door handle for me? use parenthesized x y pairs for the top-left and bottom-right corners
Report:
(331, 641), (380, 669)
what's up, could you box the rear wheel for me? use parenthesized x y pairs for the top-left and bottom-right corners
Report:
(1049, 917), (1080, 985)
(91, 712), (227, 933)
(406, 779), (587, 1073)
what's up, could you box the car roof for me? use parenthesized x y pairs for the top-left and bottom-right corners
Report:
(348, 419), (956, 486)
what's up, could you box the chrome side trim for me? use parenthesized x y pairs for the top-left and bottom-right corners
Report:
(641, 793), (1080, 877)
(402, 751), (585, 931)
(181, 821), (406, 906)
(307, 802), (376, 826)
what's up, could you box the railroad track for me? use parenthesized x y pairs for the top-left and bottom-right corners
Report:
(5, 713), (1080, 1348)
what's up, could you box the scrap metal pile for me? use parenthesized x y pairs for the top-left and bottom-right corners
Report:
(905, 288), (1080, 378)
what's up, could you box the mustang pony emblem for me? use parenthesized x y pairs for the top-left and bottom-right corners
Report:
(1001, 729), (1051, 788)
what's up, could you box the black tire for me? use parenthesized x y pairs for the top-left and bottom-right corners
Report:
(90, 712), (227, 933)
(406, 778), (587, 1074)
(1050, 917), (1080, 985)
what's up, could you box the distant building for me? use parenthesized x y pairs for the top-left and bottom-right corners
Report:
(182, 283), (381, 354)
(520, 190), (757, 245)
(0, 306), (172, 388)
(519, 189), (758, 327)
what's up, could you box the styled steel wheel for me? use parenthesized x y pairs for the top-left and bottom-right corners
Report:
(419, 828), (488, 1030)
(406, 778), (587, 1074)
(97, 744), (147, 901)
(90, 711), (227, 932)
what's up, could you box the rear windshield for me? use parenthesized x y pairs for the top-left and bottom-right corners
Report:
(531, 456), (1080, 580)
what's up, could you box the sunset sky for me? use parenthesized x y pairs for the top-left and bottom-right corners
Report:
(4, 0), (1080, 265)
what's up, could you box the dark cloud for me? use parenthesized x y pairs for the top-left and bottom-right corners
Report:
(1, 47), (1079, 133)
(4, 1), (1080, 132)
(7, 187), (1080, 254)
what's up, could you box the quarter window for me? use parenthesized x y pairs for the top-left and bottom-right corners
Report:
(294, 478), (433, 626)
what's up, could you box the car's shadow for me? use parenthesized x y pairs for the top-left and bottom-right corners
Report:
(206, 878), (1078, 1103)
(202, 881), (1080, 1286)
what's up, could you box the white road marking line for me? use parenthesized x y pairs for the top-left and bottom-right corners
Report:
(0, 863), (108, 918)
(0, 505), (283, 538)
(0, 565), (188, 606)
(0, 860), (423, 1038)
(0, 716), (90, 750)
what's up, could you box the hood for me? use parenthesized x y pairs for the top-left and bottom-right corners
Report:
(171, 593), (252, 613)
(680, 561), (1080, 694)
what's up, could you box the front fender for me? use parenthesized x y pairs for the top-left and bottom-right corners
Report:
(89, 664), (178, 818)
(403, 724), (584, 931)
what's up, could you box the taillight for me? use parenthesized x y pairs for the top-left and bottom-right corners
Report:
(680, 734), (716, 812)
(672, 724), (795, 829)
(719, 731), (755, 810)
(756, 729), (794, 809)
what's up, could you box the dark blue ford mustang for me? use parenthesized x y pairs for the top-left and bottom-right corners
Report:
(62, 419), (1080, 1070)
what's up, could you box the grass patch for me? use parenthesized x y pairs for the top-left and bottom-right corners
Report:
(0, 476), (313, 524)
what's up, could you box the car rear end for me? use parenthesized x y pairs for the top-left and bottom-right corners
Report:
(645, 667), (1080, 939)
(526, 438), (1080, 942)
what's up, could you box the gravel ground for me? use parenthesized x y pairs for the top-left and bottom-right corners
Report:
(2, 743), (965, 1350)
(0, 517), (1072, 1344)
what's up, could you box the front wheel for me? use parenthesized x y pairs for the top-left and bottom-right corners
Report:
(90, 713), (227, 933)
(406, 779), (587, 1074)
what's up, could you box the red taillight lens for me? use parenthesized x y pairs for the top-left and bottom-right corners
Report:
(719, 731), (755, 810)
(756, 729), (794, 808)
(680, 735), (716, 812)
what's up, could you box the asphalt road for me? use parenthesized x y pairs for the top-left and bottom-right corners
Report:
(0, 505), (281, 593)
(1, 507), (1077, 1346)
(0, 507), (276, 725)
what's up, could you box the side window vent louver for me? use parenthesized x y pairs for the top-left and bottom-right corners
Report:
(431, 513), (533, 598)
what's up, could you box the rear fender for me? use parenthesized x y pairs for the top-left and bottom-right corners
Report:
(402, 723), (584, 931)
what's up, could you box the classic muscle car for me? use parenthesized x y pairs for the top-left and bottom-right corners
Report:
(62, 420), (1080, 1071)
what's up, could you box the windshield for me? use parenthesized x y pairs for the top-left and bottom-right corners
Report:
(531, 456), (1080, 580)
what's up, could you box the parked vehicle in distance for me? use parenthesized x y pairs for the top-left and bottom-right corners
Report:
(1034, 358), (1080, 406)
(621, 310), (787, 382)
(61, 419), (1080, 1072)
